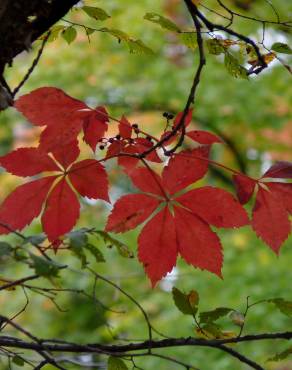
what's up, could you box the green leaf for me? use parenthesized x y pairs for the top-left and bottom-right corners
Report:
(144, 12), (180, 32)
(268, 298), (292, 317)
(30, 254), (63, 278)
(12, 356), (24, 366)
(100, 28), (130, 42)
(84, 244), (105, 263)
(199, 307), (233, 324)
(224, 52), (248, 79)
(180, 33), (197, 50)
(62, 27), (77, 44)
(69, 229), (88, 248)
(108, 356), (128, 370)
(172, 287), (199, 315)
(46, 25), (65, 42)
(83, 6), (110, 21)
(268, 346), (292, 361)
(271, 42), (292, 55)
(127, 39), (154, 55)
(95, 231), (134, 258)
(23, 234), (46, 246)
(206, 38), (225, 55)
(0, 242), (13, 258)
(85, 27), (96, 36)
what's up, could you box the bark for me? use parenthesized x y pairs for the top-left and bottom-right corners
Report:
(0, 0), (80, 73)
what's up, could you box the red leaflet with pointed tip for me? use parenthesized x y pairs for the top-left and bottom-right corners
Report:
(119, 115), (132, 139)
(15, 87), (86, 126)
(252, 186), (290, 253)
(106, 194), (159, 233)
(267, 182), (292, 214)
(162, 147), (209, 195)
(262, 161), (292, 179)
(41, 178), (80, 242)
(106, 141), (124, 158)
(138, 207), (177, 287)
(83, 107), (109, 151)
(173, 109), (193, 129)
(118, 145), (139, 174)
(68, 159), (109, 201)
(233, 174), (256, 205)
(0, 148), (59, 176)
(0, 177), (56, 234)
(174, 206), (223, 277)
(39, 118), (82, 153)
(177, 187), (249, 228)
(129, 167), (165, 197)
(186, 130), (222, 145)
(135, 138), (161, 163)
(51, 140), (80, 169)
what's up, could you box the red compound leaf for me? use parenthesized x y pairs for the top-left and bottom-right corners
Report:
(233, 174), (256, 205)
(119, 115), (132, 139)
(106, 194), (159, 233)
(83, 106), (109, 151)
(51, 140), (80, 170)
(174, 206), (223, 278)
(162, 146), (210, 195)
(262, 161), (292, 179)
(0, 148), (59, 176)
(251, 186), (291, 253)
(0, 177), (56, 234)
(68, 159), (109, 201)
(41, 178), (80, 242)
(186, 130), (222, 145)
(14, 87), (86, 127)
(177, 186), (249, 228)
(129, 167), (165, 198)
(138, 206), (178, 287)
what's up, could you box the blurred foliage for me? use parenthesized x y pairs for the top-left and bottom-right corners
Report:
(0, 0), (291, 369)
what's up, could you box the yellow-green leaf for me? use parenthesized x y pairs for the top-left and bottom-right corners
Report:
(144, 12), (180, 32)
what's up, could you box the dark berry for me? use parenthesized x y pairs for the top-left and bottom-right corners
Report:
(163, 112), (168, 118)
(132, 123), (138, 129)
(108, 138), (114, 143)
(116, 134), (121, 140)
(168, 113), (174, 119)
(99, 145), (105, 150)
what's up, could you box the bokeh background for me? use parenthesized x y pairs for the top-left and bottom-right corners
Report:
(0, 0), (291, 369)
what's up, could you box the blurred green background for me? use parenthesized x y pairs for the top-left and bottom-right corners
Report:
(0, 0), (291, 369)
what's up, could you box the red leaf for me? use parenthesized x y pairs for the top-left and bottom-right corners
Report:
(106, 141), (124, 158)
(177, 187), (249, 228)
(119, 115), (132, 139)
(233, 174), (256, 205)
(262, 161), (292, 179)
(83, 107), (108, 151)
(41, 178), (80, 242)
(160, 130), (177, 146)
(118, 145), (139, 174)
(106, 194), (159, 233)
(15, 87), (86, 127)
(186, 130), (222, 145)
(39, 118), (82, 153)
(0, 177), (56, 234)
(129, 167), (165, 197)
(162, 147), (209, 195)
(0, 148), (59, 176)
(52, 140), (80, 169)
(267, 182), (292, 214)
(68, 159), (109, 201)
(173, 109), (193, 129)
(174, 206), (223, 277)
(138, 207), (177, 287)
(252, 186), (290, 253)
(135, 138), (161, 163)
